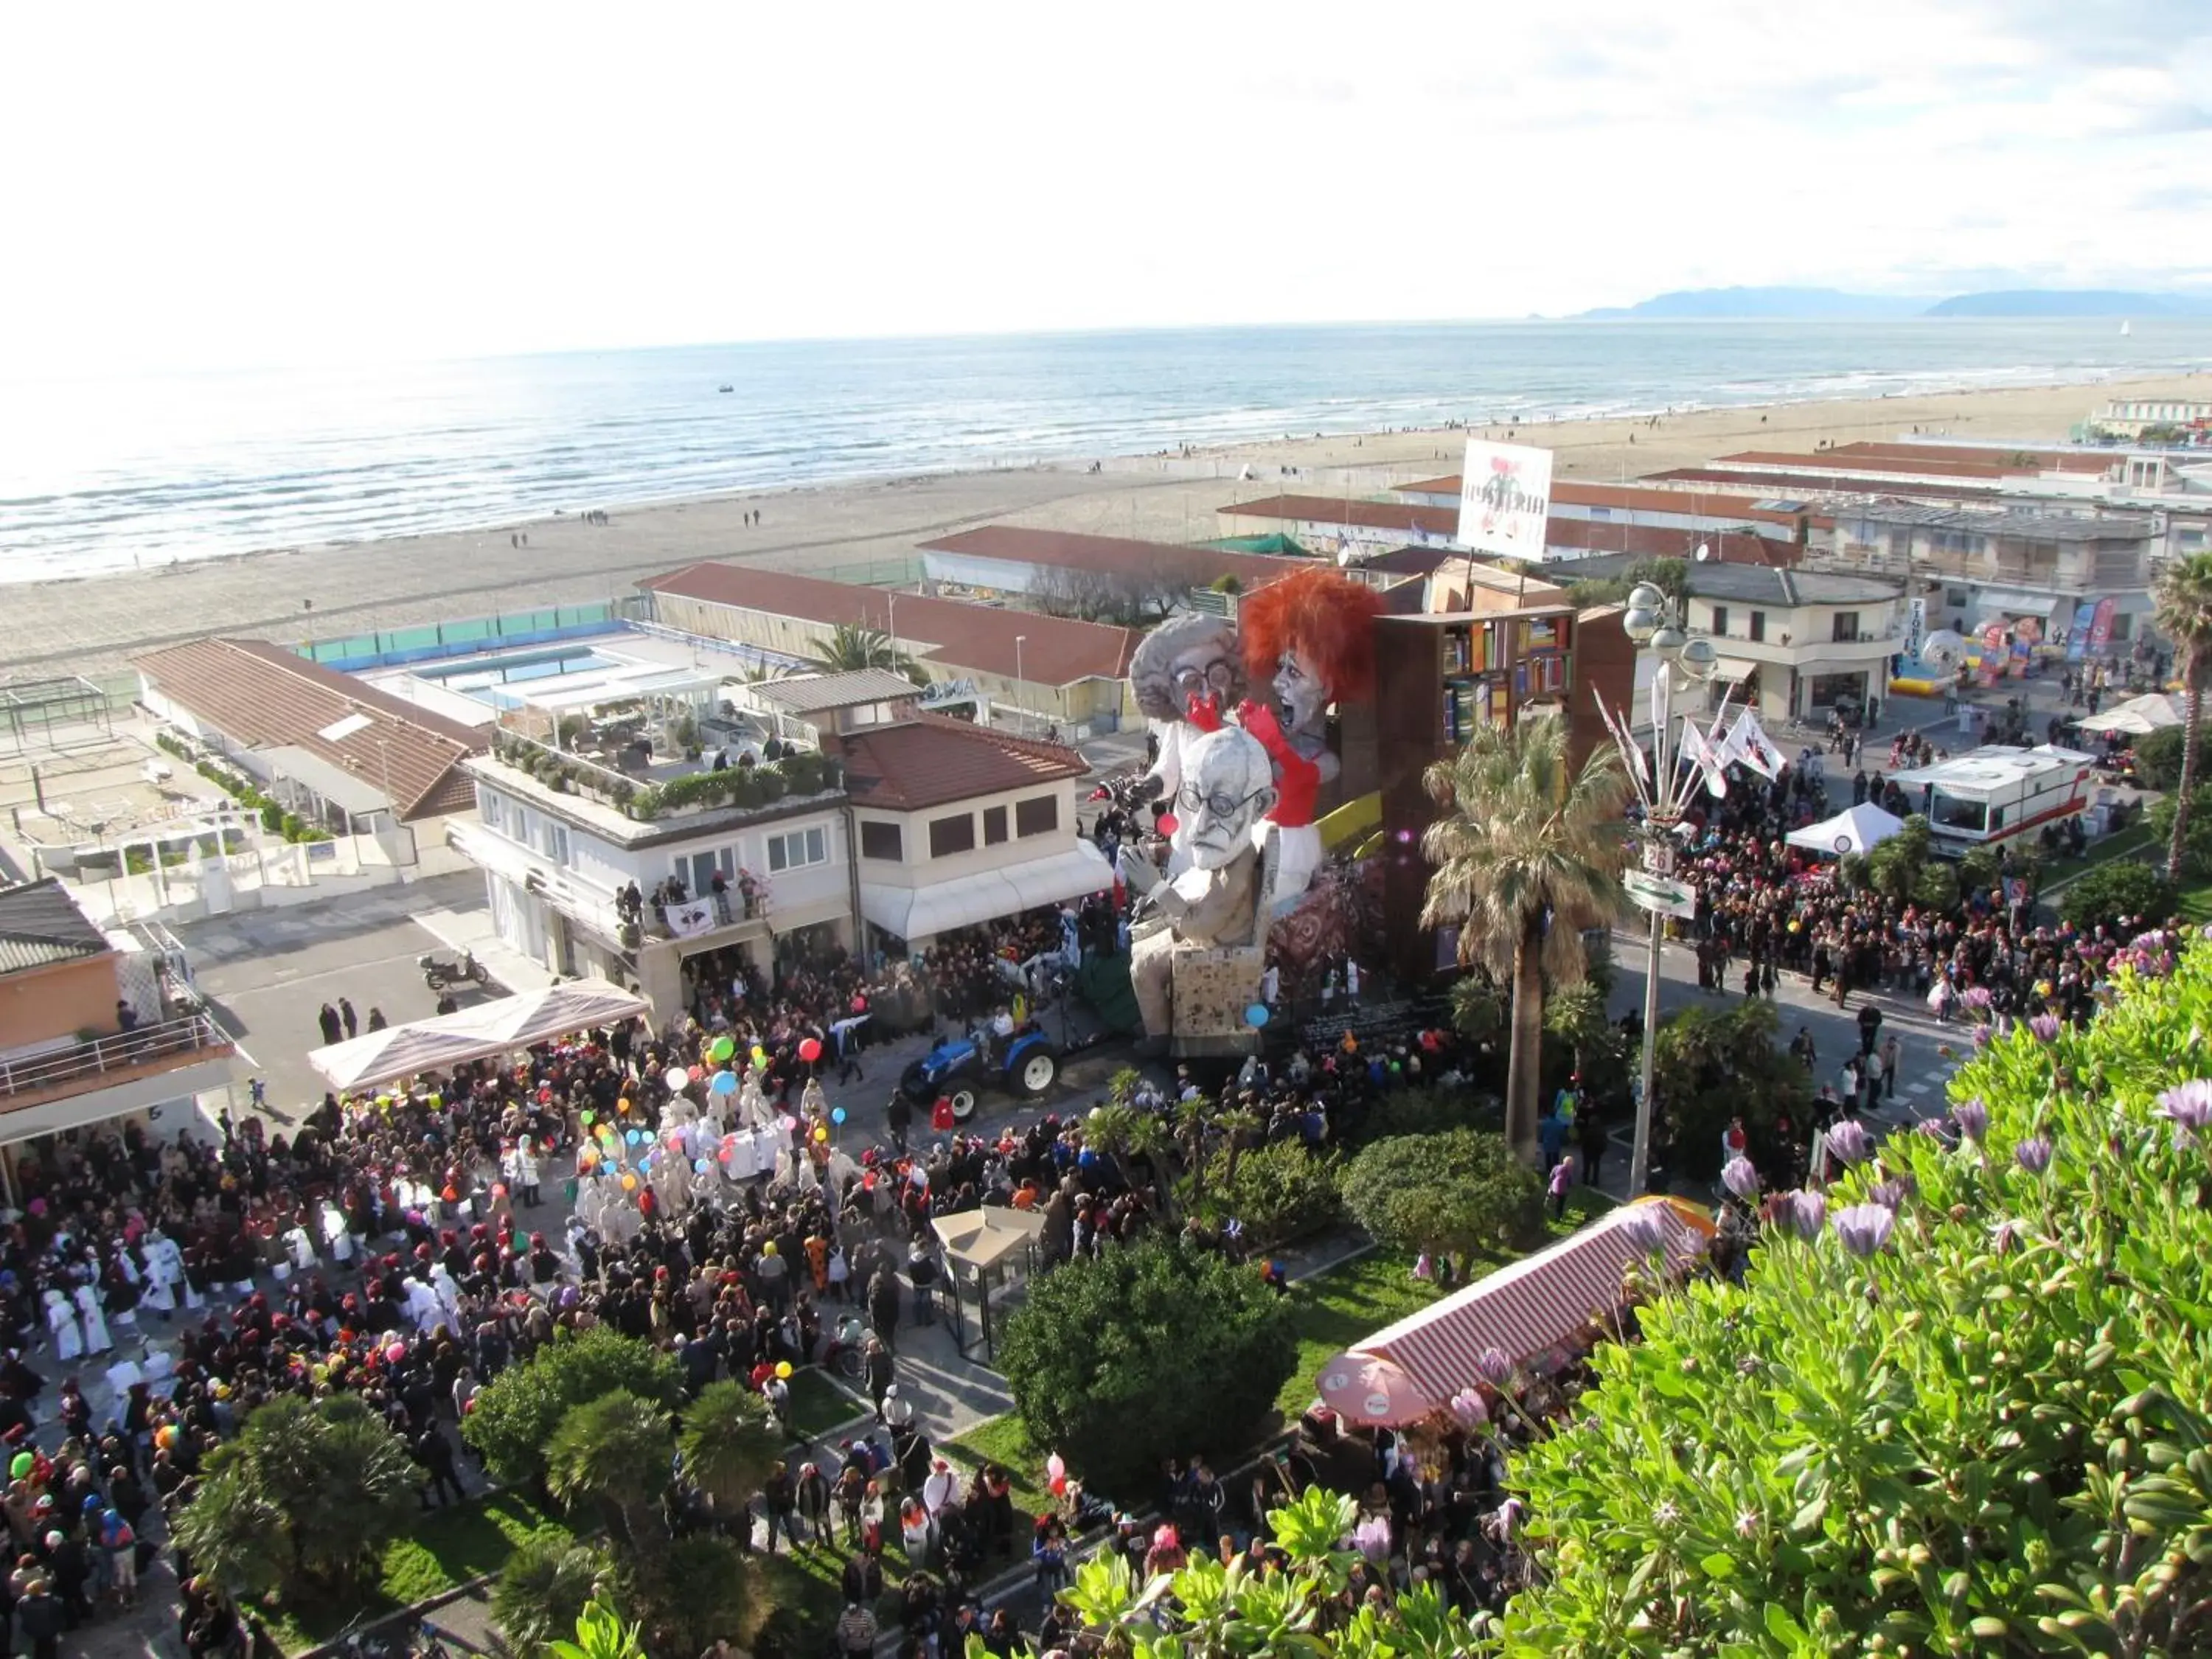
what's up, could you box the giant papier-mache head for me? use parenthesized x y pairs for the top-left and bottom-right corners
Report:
(1178, 726), (1277, 871)
(1237, 567), (1385, 737)
(1129, 613), (1248, 724)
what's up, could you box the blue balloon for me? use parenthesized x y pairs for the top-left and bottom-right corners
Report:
(695, 1157), (713, 1175)
(830, 1106), (847, 1125)
(710, 1070), (738, 1096)
(625, 1128), (642, 1145)
(1245, 1004), (1270, 1028)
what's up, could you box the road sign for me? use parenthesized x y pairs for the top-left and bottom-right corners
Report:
(1624, 868), (1697, 919)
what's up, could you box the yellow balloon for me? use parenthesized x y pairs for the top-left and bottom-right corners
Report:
(775, 1361), (793, 1380)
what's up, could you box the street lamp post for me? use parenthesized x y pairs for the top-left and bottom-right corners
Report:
(1614, 582), (1719, 1197)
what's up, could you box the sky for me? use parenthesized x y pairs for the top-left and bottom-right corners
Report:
(3, 0), (2209, 373)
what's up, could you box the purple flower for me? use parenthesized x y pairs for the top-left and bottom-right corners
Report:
(1449, 1388), (1489, 1427)
(2028, 1014), (2062, 1044)
(1353, 1513), (1393, 1564)
(1952, 1098), (1989, 1144)
(1989, 1217), (2026, 1255)
(2014, 1135), (2053, 1175)
(1618, 1208), (1670, 1257)
(1832, 1203), (1895, 1259)
(1474, 1346), (1514, 1385)
(1964, 986), (1994, 1009)
(1826, 1119), (1873, 1166)
(2155, 1079), (2212, 1141)
(1782, 1189), (1826, 1242)
(1971, 1025), (1992, 1049)
(1868, 1178), (1909, 1212)
(1721, 1157), (1761, 1202)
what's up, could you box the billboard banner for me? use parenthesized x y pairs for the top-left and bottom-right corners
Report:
(1903, 597), (1926, 664)
(2087, 596), (2118, 655)
(2065, 602), (2095, 661)
(1457, 439), (1554, 560)
(665, 900), (717, 939)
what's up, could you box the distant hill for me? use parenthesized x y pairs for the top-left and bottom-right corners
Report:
(1579, 285), (2212, 320)
(1925, 289), (2212, 317)
(1578, 287), (1928, 320)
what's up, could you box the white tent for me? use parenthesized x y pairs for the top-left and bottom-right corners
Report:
(308, 980), (649, 1093)
(2071, 692), (2186, 738)
(1786, 801), (1906, 857)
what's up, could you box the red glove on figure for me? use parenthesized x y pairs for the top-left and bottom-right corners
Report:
(1236, 700), (1321, 828)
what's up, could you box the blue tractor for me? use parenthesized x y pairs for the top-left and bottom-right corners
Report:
(897, 1021), (1059, 1121)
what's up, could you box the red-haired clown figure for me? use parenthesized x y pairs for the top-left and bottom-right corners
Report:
(1235, 567), (1383, 907)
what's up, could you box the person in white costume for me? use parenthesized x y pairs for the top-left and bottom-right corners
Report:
(1127, 613), (1248, 877)
(138, 1230), (179, 1317)
(44, 1288), (82, 1361)
(74, 1279), (112, 1355)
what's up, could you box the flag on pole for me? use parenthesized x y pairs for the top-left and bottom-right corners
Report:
(1678, 716), (1729, 798)
(1596, 695), (1650, 792)
(1722, 707), (1787, 779)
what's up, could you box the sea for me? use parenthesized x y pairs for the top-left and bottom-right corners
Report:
(5, 316), (2210, 585)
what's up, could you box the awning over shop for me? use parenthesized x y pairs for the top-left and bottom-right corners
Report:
(261, 744), (392, 818)
(307, 981), (648, 1093)
(1315, 1199), (1714, 1427)
(1972, 588), (2063, 618)
(1712, 657), (1760, 684)
(860, 844), (1112, 942)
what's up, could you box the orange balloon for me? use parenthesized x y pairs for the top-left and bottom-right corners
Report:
(621, 1173), (638, 1191)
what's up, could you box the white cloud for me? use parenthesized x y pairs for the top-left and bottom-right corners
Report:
(1, 0), (2207, 373)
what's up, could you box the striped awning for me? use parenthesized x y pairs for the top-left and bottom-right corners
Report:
(1318, 1199), (1714, 1425)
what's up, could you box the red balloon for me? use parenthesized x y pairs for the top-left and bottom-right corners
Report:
(798, 1037), (823, 1063)
(1049, 1474), (1068, 1496)
(1155, 812), (1179, 835)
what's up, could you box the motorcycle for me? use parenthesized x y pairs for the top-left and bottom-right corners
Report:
(417, 950), (490, 992)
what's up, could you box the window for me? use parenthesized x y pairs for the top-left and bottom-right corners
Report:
(1711, 605), (1730, 638)
(678, 847), (733, 897)
(928, 813), (975, 858)
(859, 820), (903, 861)
(1832, 611), (1860, 643)
(478, 787), (504, 833)
(543, 822), (570, 866)
(983, 804), (1009, 846)
(767, 826), (828, 872)
(1748, 611), (1766, 642)
(1015, 795), (1059, 838)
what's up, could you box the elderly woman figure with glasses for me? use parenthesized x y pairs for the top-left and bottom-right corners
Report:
(1234, 567), (1384, 908)
(1117, 725), (1278, 1048)
(1127, 613), (1249, 876)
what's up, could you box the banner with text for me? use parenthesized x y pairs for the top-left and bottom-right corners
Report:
(1457, 439), (1554, 560)
(665, 900), (717, 939)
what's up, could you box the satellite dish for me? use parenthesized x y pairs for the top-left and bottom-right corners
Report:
(1694, 543), (1711, 563)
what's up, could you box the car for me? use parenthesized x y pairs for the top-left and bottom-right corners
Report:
(897, 1022), (1059, 1121)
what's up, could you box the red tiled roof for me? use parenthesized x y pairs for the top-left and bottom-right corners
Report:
(1826, 441), (2113, 476)
(1399, 476), (1807, 527)
(1544, 521), (1797, 564)
(1220, 495), (1459, 535)
(919, 526), (1301, 591)
(836, 715), (1088, 812)
(132, 639), (485, 821)
(1712, 448), (2012, 480)
(640, 564), (1140, 685)
(1643, 468), (2003, 502)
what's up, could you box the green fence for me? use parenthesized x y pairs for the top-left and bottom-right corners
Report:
(295, 604), (627, 669)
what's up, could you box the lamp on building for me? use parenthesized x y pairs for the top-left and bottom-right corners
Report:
(1615, 582), (1718, 1197)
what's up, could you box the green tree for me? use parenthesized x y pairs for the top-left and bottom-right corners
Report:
(462, 1327), (684, 1486)
(2147, 785), (2212, 880)
(1192, 1138), (1342, 1247)
(618, 1534), (751, 1659)
(171, 1394), (420, 1601)
(546, 1391), (675, 1547)
(2056, 857), (2178, 931)
(675, 1380), (783, 1525)
(1505, 934), (2212, 1656)
(1340, 1130), (1544, 1273)
(1420, 718), (1628, 1164)
(2153, 549), (2212, 878)
(812, 622), (924, 683)
(1650, 999), (1813, 1178)
(1543, 980), (1624, 1105)
(2132, 723), (2187, 792)
(495, 1538), (615, 1658)
(999, 1239), (1296, 1497)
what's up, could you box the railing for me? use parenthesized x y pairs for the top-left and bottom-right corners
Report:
(0, 1013), (232, 1101)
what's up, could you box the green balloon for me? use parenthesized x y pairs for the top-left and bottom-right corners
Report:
(9, 1453), (30, 1478)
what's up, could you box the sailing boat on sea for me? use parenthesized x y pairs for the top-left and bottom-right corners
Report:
(2121, 319), (2133, 337)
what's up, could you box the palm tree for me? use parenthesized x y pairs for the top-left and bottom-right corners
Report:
(675, 1380), (783, 1523)
(494, 1538), (613, 1656)
(1214, 1102), (1265, 1192)
(2153, 551), (2212, 879)
(1419, 718), (1628, 1165)
(545, 1391), (675, 1548)
(813, 622), (924, 684)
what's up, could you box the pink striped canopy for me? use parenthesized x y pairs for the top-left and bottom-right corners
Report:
(1315, 1199), (1713, 1427)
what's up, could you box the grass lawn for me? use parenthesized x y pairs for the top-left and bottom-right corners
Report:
(2042, 821), (2156, 887)
(260, 1490), (575, 1652)
(787, 1366), (869, 1439)
(943, 1413), (1051, 1520)
(2183, 879), (2212, 923)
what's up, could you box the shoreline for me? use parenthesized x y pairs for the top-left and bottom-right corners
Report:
(5, 369), (2205, 679)
(15, 366), (2209, 592)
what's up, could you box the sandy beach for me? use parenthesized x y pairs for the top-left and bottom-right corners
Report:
(10, 371), (2206, 680)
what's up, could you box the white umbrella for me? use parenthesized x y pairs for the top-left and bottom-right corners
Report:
(1786, 802), (1907, 857)
(2072, 692), (2185, 737)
